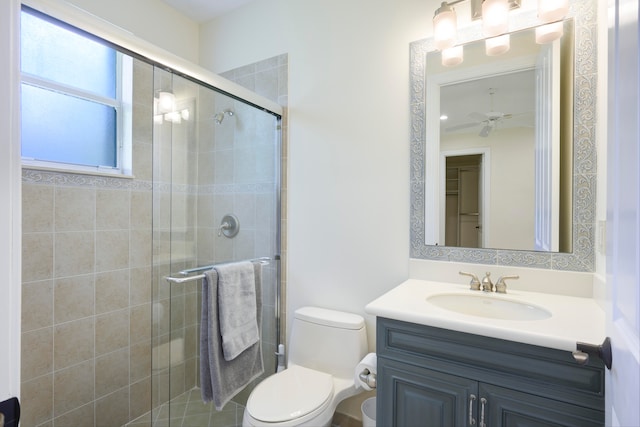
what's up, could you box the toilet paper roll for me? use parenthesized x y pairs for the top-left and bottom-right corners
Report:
(355, 352), (377, 391)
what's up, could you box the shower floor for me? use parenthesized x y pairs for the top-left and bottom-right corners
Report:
(127, 388), (245, 427)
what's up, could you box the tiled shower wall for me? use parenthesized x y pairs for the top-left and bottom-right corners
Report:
(20, 58), (155, 427)
(219, 54), (289, 345)
(19, 54), (288, 427)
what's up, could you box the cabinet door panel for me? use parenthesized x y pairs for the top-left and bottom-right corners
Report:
(379, 357), (477, 427)
(480, 383), (604, 427)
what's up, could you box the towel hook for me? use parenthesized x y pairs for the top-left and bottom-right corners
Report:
(218, 214), (240, 238)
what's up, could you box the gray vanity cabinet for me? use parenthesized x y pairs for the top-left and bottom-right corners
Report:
(376, 318), (605, 427)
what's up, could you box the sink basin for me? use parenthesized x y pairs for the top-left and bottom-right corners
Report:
(427, 293), (552, 321)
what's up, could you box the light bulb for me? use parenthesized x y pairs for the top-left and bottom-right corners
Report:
(157, 91), (175, 114)
(538, 0), (569, 23)
(485, 34), (510, 56)
(442, 45), (464, 67)
(482, 0), (509, 37)
(536, 21), (563, 44)
(433, 2), (457, 51)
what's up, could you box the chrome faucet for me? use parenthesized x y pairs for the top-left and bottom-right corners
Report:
(459, 271), (480, 290)
(481, 272), (493, 292)
(494, 275), (519, 294)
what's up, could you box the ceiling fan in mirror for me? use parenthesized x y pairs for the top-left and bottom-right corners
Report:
(445, 88), (531, 137)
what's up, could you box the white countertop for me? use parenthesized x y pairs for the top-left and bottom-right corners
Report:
(365, 279), (606, 352)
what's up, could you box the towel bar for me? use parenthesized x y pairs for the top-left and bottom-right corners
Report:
(165, 257), (272, 284)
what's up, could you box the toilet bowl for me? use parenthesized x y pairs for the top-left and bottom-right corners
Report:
(242, 306), (368, 427)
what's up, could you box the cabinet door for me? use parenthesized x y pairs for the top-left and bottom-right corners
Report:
(378, 357), (477, 427)
(479, 383), (604, 427)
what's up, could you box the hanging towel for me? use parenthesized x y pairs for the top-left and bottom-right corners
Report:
(216, 261), (260, 361)
(200, 261), (264, 410)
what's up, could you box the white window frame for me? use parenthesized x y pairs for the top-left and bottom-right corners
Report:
(20, 9), (133, 177)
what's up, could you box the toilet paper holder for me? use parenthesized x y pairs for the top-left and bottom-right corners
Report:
(358, 369), (377, 389)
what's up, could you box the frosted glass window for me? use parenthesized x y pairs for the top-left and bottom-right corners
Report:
(21, 84), (117, 167)
(21, 10), (117, 98)
(20, 6), (130, 172)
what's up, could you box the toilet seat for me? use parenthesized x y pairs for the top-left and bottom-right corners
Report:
(246, 365), (334, 423)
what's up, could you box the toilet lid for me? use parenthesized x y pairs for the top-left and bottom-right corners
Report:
(246, 366), (333, 423)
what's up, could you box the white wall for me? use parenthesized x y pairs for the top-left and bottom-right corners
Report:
(441, 127), (536, 250)
(62, 0), (200, 63)
(199, 0), (436, 347)
(0, 0), (22, 400)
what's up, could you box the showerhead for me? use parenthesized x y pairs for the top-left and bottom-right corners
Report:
(214, 108), (235, 124)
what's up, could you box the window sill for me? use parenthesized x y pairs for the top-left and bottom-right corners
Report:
(21, 162), (135, 180)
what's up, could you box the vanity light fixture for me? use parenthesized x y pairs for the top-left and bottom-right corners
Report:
(157, 91), (175, 114)
(154, 91), (190, 124)
(441, 45), (464, 67)
(432, 0), (570, 62)
(481, 0), (510, 37)
(485, 34), (510, 56)
(433, 2), (458, 51)
(535, 21), (564, 44)
(537, 0), (569, 23)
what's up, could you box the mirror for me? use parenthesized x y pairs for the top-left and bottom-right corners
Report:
(425, 23), (574, 252)
(409, 0), (598, 272)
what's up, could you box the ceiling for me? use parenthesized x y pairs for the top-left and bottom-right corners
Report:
(161, 0), (255, 23)
(440, 69), (536, 137)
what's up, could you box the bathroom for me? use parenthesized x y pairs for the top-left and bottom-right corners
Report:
(1, 0), (638, 426)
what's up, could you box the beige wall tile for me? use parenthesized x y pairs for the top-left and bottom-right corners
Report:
(22, 280), (53, 331)
(95, 269), (130, 314)
(131, 191), (152, 230)
(95, 348), (130, 398)
(54, 317), (95, 369)
(22, 233), (53, 282)
(133, 141), (153, 182)
(130, 377), (152, 421)
(23, 184), (54, 232)
(53, 402), (94, 427)
(130, 303), (151, 345)
(96, 230), (130, 272)
(96, 308), (130, 355)
(22, 327), (53, 381)
(21, 373), (53, 426)
(54, 360), (94, 416)
(130, 229), (152, 268)
(54, 275), (95, 324)
(130, 340), (151, 383)
(130, 267), (151, 306)
(95, 387), (130, 427)
(54, 232), (95, 277)
(96, 189), (130, 230)
(55, 187), (95, 232)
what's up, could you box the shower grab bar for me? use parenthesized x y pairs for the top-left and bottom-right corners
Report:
(165, 256), (272, 284)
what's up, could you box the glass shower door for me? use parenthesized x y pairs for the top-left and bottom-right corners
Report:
(151, 67), (281, 426)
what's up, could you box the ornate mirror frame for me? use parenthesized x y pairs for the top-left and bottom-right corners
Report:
(409, 0), (597, 272)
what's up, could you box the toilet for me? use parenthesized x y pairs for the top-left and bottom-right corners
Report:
(242, 306), (368, 427)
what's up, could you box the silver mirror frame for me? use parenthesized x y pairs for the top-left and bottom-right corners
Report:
(409, 0), (597, 272)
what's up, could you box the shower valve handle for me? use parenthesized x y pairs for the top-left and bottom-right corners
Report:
(218, 222), (230, 237)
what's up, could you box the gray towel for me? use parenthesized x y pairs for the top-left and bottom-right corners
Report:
(200, 261), (264, 410)
(216, 261), (260, 361)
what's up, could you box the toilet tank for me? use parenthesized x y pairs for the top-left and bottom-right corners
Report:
(288, 306), (368, 380)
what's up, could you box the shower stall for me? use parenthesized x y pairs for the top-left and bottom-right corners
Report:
(149, 66), (282, 426)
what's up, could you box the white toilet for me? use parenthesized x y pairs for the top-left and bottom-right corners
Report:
(242, 306), (368, 427)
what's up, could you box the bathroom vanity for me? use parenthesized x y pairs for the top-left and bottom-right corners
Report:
(366, 280), (606, 427)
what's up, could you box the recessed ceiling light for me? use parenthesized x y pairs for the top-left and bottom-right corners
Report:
(440, 114), (449, 120)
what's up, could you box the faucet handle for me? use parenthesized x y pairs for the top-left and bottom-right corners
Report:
(495, 275), (519, 294)
(459, 271), (481, 291)
(481, 272), (493, 292)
